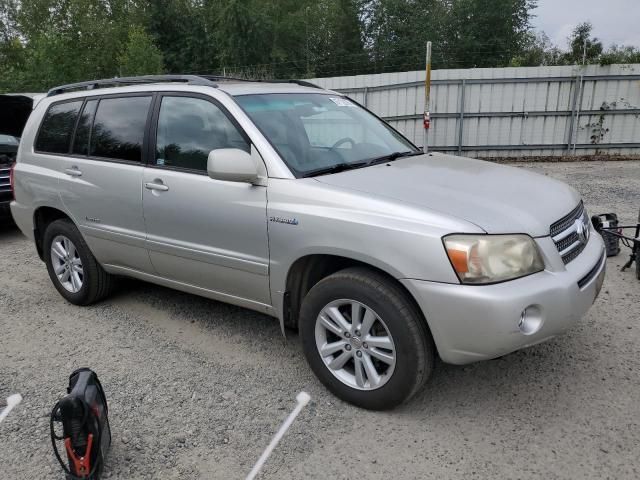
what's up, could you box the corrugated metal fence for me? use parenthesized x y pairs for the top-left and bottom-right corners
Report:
(310, 64), (640, 158)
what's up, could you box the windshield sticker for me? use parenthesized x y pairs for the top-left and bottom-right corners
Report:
(329, 97), (356, 107)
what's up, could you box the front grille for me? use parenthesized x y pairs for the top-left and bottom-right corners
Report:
(0, 165), (11, 194)
(550, 202), (584, 237)
(555, 232), (579, 252)
(551, 201), (589, 265)
(562, 243), (586, 264)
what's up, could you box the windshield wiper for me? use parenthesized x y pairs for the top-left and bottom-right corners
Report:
(365, 150), (422, 166)
(302, 161), (368, 178)
(301, 151), (421, 178)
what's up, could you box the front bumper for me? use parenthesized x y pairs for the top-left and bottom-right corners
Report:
(402, 232), (606, 365)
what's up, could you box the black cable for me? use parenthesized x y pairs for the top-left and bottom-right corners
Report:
(50, 401), (103, 480)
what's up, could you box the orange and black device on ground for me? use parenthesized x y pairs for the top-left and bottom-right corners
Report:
(50, 368), (111, 479)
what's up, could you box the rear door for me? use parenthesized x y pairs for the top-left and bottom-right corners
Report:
(142, 93), (270, 306)
(54, 94), (154, 272)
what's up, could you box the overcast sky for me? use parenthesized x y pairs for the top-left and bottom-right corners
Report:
(532, 0), (640, 49)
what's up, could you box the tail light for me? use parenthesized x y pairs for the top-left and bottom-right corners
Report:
(9, 162), (16, 200)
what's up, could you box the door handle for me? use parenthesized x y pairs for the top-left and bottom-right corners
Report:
(64, 167), (82, 177)
(145, 181), (169, 192)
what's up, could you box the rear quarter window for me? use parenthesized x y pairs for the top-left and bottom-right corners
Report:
(35, 100), (83, 154)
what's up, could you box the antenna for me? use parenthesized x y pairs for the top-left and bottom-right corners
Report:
(246, 392), (311, 480)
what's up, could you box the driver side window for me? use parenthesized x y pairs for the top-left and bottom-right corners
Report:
(155, 96), (249, 172)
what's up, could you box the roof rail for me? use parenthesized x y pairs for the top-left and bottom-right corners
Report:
(198, 75), (255, 83)
(46, 75), (218, 97)
(283, 79), (322, 89)
(195, 76), (322, 89)
(255, 79), (322, 89)
(46, 75), (324, 97)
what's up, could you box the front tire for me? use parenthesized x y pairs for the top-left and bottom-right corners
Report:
(43, 219), (114, 305)
(299, 267), (434, 410)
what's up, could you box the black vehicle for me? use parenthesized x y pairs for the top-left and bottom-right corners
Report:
(0, 94), (37, 222)
(0, 134), (19, 219)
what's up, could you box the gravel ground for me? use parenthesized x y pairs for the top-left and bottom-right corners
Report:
(1, 160), (639, 479)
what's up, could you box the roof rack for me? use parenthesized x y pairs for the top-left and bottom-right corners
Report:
(46, 75), (323, 97)
(195, 76), (322, 89)
(46, 75), (218, 97)
(282, 79), (322, 89)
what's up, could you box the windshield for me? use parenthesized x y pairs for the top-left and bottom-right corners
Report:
(234, 93), (419, 177)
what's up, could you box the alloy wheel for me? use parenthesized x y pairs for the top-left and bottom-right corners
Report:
(314, 299), (396, 390)
(50, 235), (84, 293)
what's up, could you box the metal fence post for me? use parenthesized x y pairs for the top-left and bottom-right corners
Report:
(424, 41), (432, 153)
(567, 74), (583, 153)
(573, 74), (585, 155)
(457, 79), (466, 155)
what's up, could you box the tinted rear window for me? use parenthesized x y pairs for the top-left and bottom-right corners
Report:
(90, 97), (151, 162)
(72, 100), (98, 156)
(35, 101), (83, 154)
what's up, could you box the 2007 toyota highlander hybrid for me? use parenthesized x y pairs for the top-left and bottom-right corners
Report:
(11, 75), (606, 409)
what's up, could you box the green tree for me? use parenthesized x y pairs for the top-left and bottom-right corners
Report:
(215, 0), (270, 71)
(444, 0), (537, 68)
(600, 45), (640, 66)
(301, 0), (366, 77)
(363, 0), (448, 72)
(3, 0), (151, 90)
(146, 0), (214, 74)
(118, 26), (165, 76)
(562, 22), (603, 65)
(211, 0), (365, 79)
(0, 0), (21, 92)
(511, 31), (562, 66)
(5, 0), (639, 90)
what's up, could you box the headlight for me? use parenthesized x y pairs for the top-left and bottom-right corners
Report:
(443, 234), (544, 284)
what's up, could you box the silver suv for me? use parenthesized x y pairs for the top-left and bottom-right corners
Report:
(11, 75), (606, 409)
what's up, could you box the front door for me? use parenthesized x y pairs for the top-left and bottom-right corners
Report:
(142, 94), (270, 306)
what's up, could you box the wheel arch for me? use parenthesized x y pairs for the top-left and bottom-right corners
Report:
(33, 206), (74, 260)
(283, 254), (431, 336)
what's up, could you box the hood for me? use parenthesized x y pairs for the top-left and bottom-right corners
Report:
(314, 153), (581, 237)
(0, 94), (38, 138)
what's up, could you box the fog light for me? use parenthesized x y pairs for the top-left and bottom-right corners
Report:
(518, 306), (543, 335)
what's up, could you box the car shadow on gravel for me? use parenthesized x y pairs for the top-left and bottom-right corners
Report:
(0, 220), (20, 239)
(106, 277), (290, 353)
(403, 340), (584, 417)
(105, 275), (585, 420)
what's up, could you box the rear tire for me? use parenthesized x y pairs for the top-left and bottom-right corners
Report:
(43, 219), (114, 305)
(299, 267), (434, 410)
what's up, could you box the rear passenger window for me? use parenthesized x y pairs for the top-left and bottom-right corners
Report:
(72, 100), (98, 156)
(90, 96), (151, 162)
(35, 101), (83, 154)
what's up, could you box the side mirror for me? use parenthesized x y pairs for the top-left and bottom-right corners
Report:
(207, 148), (259, 184)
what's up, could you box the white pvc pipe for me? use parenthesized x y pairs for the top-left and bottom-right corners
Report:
(0, 394), (23, 424)
(246, 392), (311, 480)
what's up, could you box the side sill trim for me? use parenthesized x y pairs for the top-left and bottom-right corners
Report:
(102, 264), (276, 317)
